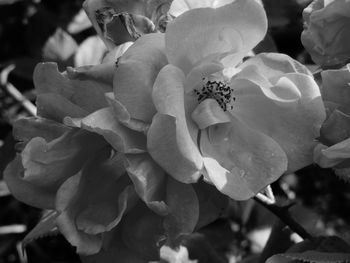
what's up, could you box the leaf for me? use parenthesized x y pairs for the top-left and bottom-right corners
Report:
(23, 210), (59, 248)
(281, 251), (350, 263)
(267, 236), (350, 263)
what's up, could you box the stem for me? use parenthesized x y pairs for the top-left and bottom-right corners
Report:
(253, 195), (312, 240)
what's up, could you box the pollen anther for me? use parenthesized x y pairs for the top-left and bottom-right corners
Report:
(194, 78), (235, 111)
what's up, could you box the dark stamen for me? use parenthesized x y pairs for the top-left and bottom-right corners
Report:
(194, 78), (235, 111)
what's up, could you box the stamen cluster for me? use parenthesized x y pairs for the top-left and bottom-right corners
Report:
(194, 78), (235, 111)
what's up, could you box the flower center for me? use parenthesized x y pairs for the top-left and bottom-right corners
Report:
(194, 78), (235, 111)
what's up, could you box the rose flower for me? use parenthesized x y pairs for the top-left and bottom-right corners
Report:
(301, 0), (350, 68)
(145, 0), (326, 200)
(4, 0), (326, 262)
(314, 64), (350, 180)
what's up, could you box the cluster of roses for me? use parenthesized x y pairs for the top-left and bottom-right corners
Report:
(4, 0), (350, 262)
(302, 0), (350, 177)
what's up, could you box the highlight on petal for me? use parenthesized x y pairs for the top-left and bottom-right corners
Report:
(66, 62), (115, 85)
(113, 33), (167, 123)
(65, 107), (147, 153)
(200, 117), (288, 200)
(169, 0), (235, 17)
(148, 65), (203, 183)
(184, 61), (224, 94)
(148, 114), (203, 183)
(124, 153), (168, 216)
(165, 0), (267, 73)
(191, 98), (231, 130)
(232, 54), (326, 172)
(238, 53), (312, 79)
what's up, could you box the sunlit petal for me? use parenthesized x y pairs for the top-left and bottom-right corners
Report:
(148, 65), (203, 183)
(113, 33), (167, 122)
(200, 117), (287, 200)
(166, 0), (267, 73)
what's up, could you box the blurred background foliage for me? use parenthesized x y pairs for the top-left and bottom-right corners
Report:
(0, 0), (349, 262)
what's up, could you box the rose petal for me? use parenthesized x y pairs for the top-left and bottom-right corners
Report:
(166, 0), (267, 73)
(169, 0), (234, 17)
(34, 62), (111, 114)
(56, 173), (103, 255)
(36, 93), (88, 122)
(231, 69), (326, 172)
(184, 61), (224, 94)
(4, 155), (56, 209)
(113, 33), (167, 123)
(74, 152), (137, 235)
(200, 117), (288, 200)
(191, 98), (232, 130)
(314, 139), (350, 168)
(301, 0), (350, 67)
(125, 153), (168, 216)
(321, 109), (350, 145)
(67, 62), (115, 85)
(148, 65), (203, 183)
(66, 107), (147, 153)
(13, 117), (70, 146)
(238, 53), (312, 79)
(106, 93), (150, 134)
(321, 65), (350, 108)
(20, 130), (106, 190)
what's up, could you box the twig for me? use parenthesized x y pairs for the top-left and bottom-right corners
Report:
(265, 185), (276, 203)
(0, 64), (36, 116)
(253, 194), (312, 240)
